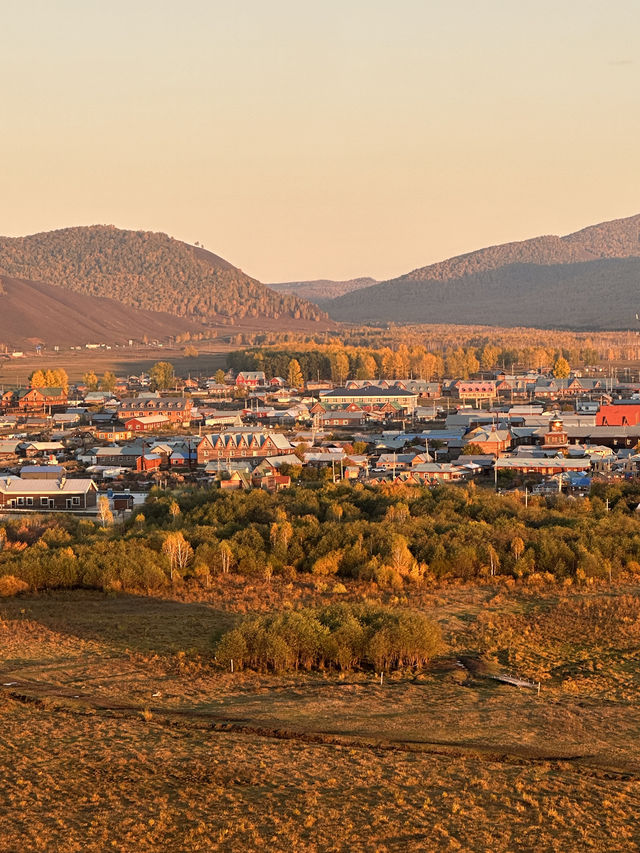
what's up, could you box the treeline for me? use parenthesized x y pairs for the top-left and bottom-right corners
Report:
(214, 603), (442, 673)
(228, 341), (581, 382)
(2, 479), (640, 597)
(0, 226), (325, 322)
(225, 324), (634, 365)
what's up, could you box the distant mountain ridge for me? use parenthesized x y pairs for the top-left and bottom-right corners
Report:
(0, 226), (326, 323)
(270, 277), (378, 306)
(328, 213), (640, 329)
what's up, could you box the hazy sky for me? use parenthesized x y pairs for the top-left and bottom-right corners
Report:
(2, 1), (639, 282)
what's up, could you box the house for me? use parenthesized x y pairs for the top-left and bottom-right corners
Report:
(109, 492), (135, 511)
(252, 455), (301, 476)
(124, 414), (171, 432)
(319, 410), (367, 428)
(135, 453), (162, 473)
(196, 431), (295, 465)
(169, 443), (198, 467)
(83, 391), (116, 406)
(95, 427), (133, 442)
(92, 445), (145, 468)
(409, 463), (471, 483)
(21, 441), (65, 459)
(235, 371), (266, 388)
(219, 470), (252, 491)
(463, 425), (512, 457)
(268, 376), (287, 388)
(0, 441), (21, 461)
(376, 453), (416, 471)
(11, 387), (68, 412)
(251, 472), (291, 492)
(204, 382), (232, 398)
(202, 410), (244, 429)
(0, 476), (98, 511)
(495, 457), (591, 476)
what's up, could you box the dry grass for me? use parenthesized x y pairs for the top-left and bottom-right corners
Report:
(1, 583), (639, 851)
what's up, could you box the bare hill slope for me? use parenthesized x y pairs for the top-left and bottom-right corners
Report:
(0, 275), (200, 347)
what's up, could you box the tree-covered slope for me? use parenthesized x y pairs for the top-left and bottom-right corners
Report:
(329, 213), (640, 328)
(0, 226), (326, 322)
(270, 277), (378, 306)
(330, 257), (640, 329)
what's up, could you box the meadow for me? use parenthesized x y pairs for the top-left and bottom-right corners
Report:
(1, 579), (639, 852)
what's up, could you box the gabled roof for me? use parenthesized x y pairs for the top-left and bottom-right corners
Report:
(0, 477), (97, 494)
(320, 385), (418, 399)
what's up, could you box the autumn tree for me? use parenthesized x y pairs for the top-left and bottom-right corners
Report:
(393, 344), (410, 379)
(287, 358), (304, 389)
(83, 371), (99, 391)
(150, 361), (175, 390)
(100, 371), (117, 392)
(97, 496), (113, 528)
(162, 531), (193, 582)
(219, 540), (234, 574)
(330, 351), (349, 385)
(481, 345), (500, 371)
(356, 353), (377, 379)
(553, 356), (571, 379)
(214, 369), (226, 384)
(29, 369), (45, 388)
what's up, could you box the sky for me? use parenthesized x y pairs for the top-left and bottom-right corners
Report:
(1, 0), (639, 283)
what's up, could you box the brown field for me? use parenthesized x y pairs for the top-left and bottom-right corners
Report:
(1, 581), (640, 851)
(0, 345), (231, 385)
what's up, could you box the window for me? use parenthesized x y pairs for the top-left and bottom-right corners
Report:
(41, 497), (48, 506)
(26, 497), (33, 506)
(17, 497), (24, 506)
(72, 497), (80, 506)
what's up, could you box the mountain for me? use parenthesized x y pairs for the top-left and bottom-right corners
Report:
(270, 277), (378, 306)
(0, 275), (199, 347)
(328, 213), (640, 329)
(0, 226), (326, 323)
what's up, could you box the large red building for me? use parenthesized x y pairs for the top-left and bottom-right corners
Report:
(596, 401), (640, 427)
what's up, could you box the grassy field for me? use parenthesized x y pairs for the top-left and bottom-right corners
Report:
(0, 345), (232, 385)
(1, 581), (639, 851)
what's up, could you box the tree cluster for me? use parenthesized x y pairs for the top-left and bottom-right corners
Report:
(215, 602), (442, 673)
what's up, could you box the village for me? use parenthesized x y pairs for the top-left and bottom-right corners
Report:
(0, 360), (638, 516)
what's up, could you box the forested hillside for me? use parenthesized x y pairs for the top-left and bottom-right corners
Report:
(329, 213), (640, 328)
(270, 277), (378, 305)
(330, 257), (640, 329)
(0, 226), (326, 323)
